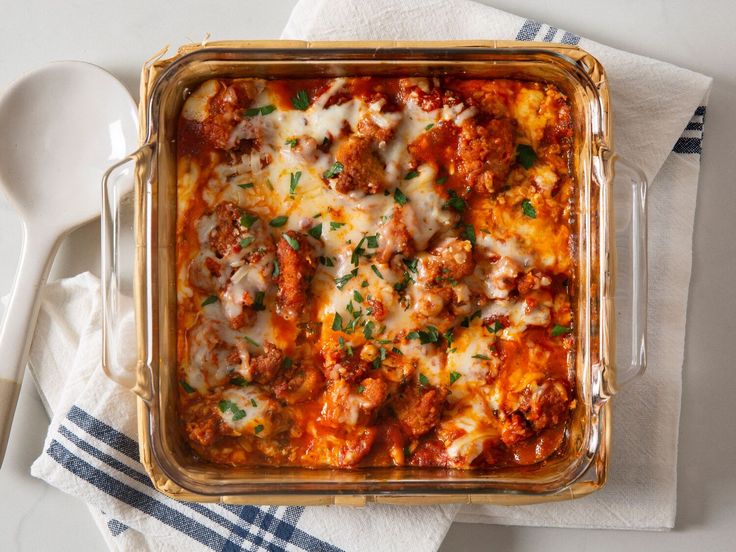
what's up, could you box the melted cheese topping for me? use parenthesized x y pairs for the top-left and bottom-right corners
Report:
(176, 77), (576, 469)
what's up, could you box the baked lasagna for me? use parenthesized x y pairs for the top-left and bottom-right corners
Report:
(176, 76), (576, 469)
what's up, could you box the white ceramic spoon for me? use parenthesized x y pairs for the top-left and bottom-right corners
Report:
(0, 61), (138, 466)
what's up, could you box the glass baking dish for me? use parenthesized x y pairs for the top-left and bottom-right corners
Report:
(101, 40), (647, 505)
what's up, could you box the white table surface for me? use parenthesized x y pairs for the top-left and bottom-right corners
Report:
(1, 1), (735, 550)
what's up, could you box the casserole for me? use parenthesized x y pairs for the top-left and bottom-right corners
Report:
(101, 40), (647, 505)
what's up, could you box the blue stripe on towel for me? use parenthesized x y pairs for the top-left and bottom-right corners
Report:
(560, 31), (581, 45)
(107, 519), (128, 537)
(47, 439), (236, 551)
(673, 106), (706, 154)
(516, 19), (542, 41)
(56, 407), (343, 552)
(542, 26), (558, 42)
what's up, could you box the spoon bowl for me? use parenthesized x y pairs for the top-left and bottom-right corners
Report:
(0, 61), (138, 466)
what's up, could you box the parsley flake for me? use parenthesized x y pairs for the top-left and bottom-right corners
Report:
(486, 320), (505, 333)
(472, 354), (491, 361)
(516, 144), (537, 169)
(404, 170), (420, 180)
(424, 123), (434, 131)
(464, 224), (476, 246)
(444, 190), (466, 212)
(272, 259), (280, 278)
(330, 221), (346, 231)
(269, 215), (288, 227)
(291, 89), (310, 111)
(357, 385), (366, 394)
(335, 268), (358, 289)
(289, 171), (302, 196)
(285, 138), (298, 148)
(243, 336), (261, 348)
(449, 371), (462, 385)
(201, 295), (218, 307)
(308, 223), (323, 240)
(238, 182), (254, 189)
(521, 199), (537, 218)
(323, 162), (344, 179)
(283, 234), (300, 250)
(418, 373), (430, 386)
(366, 234), (379, 248)
(353, 290), (364, 303)
(370, 264), (384, 279)
(254, 424), (264, 434)
(332, 313), (344, 331)
(240, 213), (258, 229)
(244, 104), (276, 117)
(551, 324), (572, 337)
(239, 236), (255, 249)
(180, 380), (196, 393)
(393, 187), (409, 205)
(253, 291), (266, 311)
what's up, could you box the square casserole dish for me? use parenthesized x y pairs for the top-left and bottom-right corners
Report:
(101, 40), (647, 506)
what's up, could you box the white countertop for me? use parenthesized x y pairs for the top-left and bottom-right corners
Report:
(1, 1), (735, 550)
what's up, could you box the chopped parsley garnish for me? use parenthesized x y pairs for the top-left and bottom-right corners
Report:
(460, 310), (481, 328)
(238, 182), (254, 189)
(269, 215), (288, 227)
(239, 236), (255, 248)
(392, 346), (403, 356)
(344, 315), (362, 334)
(335, 268), (358, 289)
(289, 171), (302, 196)
(403, 258), (418, 273)
(418, 373), (430, 386)
(551, 324), (572, 337)
(463, 224), (476, 246)
(291, 89), (310, 111)
(357, 385), (366, 394)
(283, 234), (300, 250)
(449, 371), (462, 385)
(230, 376), (248, 387)
(254, 424), (264, 434)
(366, 234), (379, 249)
(282, 357), (293, 369)
(407, 325), (440, 345)
(353, 290), (364, 303)
(516, 144), (537, 169)
(252, 291), (266, 311)
(393, 272), (412, 293)
(218, 399), (246, 421)
(370, 264), (384, 279)
(361, 280), (369, 288)
(272, 259), (280, 277)
(424, 123), (434, 131)
(180, 380), (196, 393)
(330, 221), (346, 231)
(486, 320), (505, 333)
(393, 187), (409, 205)
(308, 223), (323, 240)
(444, 328), (455, 347)
(244, 104), (276, 117)
(472, 354), (491, 361)
(201, 295), (218, 307)
(351, 237), (367, 266)
(243, 336), (261, 348)
(319, 255), (335, 267)
(285, 138), (298, 148)
(404, 170), (420, 180)
(521, 199), (537, 219)
(444, 190), (466, 212)
(363, 321), (375, 340)
(251, 398), (258, 407)
(240, 213), (258, 229)
(323, 161), (344, 179)
(436, 175), (448, 185)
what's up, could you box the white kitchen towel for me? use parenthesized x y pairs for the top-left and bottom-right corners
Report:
(28, 273), (456, 552)
(283, 0), (712, 531)
(24, 3), (712, 551)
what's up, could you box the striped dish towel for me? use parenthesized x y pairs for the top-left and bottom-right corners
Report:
(26, 2), (712, 550)
(29, 273), (456, 552)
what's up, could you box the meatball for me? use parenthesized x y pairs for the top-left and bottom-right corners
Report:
(209, 201), (249, 258)
(332, 135), (386, 195)
(421, 238), (475, 285)
(377, 206), (415, 263)
(393, 384), (449, 438)
(456, 117), (516, 193)
(275, 231), (317, 320)
(239, 342), (284, 384)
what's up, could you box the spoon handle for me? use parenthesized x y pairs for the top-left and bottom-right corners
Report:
(0, 226), (58, 467)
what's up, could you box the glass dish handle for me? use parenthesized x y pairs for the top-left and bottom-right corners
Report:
(610, 156), (648, 392)
(101, 145), (153, 398)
